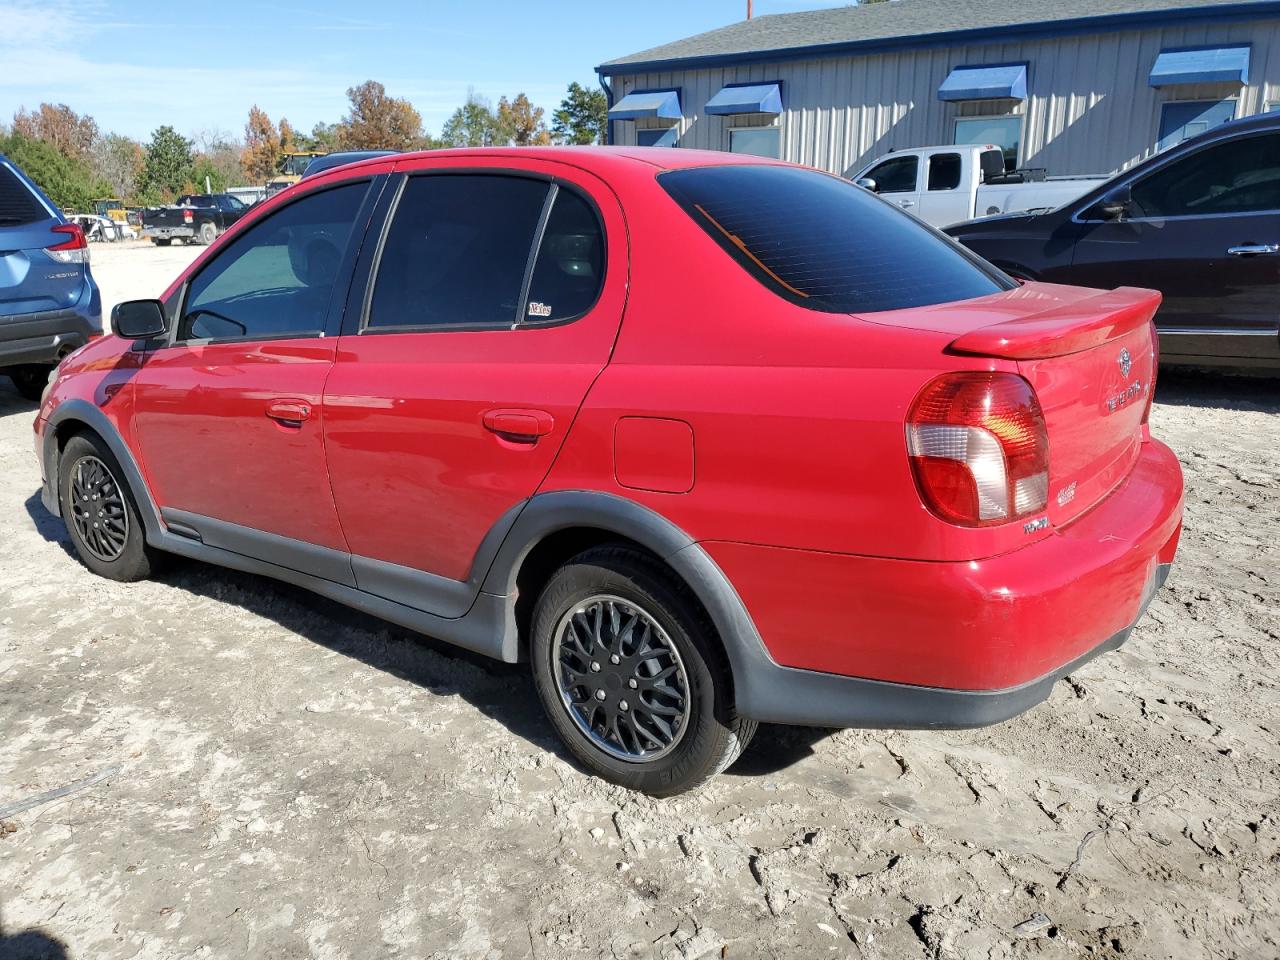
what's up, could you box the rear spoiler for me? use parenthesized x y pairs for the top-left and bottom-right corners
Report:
(947, 287), (1162, 360)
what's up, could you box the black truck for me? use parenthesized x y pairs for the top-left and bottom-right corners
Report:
(141, 193), (251, 246)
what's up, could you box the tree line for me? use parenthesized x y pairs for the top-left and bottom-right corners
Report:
(0, 80), (608, 210)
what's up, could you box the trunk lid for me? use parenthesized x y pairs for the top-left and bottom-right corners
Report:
(866, 282), (1160, 525)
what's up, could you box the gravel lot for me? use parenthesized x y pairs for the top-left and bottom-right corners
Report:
(1, 242), (1277, 959)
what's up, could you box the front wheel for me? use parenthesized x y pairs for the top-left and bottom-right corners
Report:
(530, 546), (756, 796)
(58, 433), (159, 581)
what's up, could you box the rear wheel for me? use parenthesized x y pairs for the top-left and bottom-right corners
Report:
(152, 238), (172, 247)
(198, 221), (217, 245)
(530, 546), (756, 796)
(7, 364), (53, 401)
(58, 433), (158, 581)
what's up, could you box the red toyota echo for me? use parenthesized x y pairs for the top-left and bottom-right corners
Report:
(34, 148), (1183, 795)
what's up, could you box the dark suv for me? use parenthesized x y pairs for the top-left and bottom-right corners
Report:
(0, 153), (102, 399)
(946, 113), (1280, 372)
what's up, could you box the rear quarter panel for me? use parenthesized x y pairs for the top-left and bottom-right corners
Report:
(541, 171), (1048, 564)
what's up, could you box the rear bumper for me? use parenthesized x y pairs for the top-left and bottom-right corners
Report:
(0, 305), (100, 367)
(142, 226), (194, 240)
(710, 438), (1184, 728)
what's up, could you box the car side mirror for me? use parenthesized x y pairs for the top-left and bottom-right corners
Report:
(855, 177), (878, 193)
(111, 299), (169, 340)
(1093, 184), (1132, 221)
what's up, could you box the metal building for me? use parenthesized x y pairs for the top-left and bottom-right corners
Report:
(596, 0), (1280, 178)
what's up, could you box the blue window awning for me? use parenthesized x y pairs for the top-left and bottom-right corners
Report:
(608, 90), (681, 121)
(938, 64), (1028, 102)
(1149, 45), (1250, 87)
(705, 83), (783, 116)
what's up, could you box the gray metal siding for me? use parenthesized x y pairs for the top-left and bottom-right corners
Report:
(605, 16), (1280, 177)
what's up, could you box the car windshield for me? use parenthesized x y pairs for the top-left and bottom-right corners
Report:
(659, 165), (1011, 314)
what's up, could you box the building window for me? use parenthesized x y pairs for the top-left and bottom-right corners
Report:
(637, 127), (678, 148)
(729, 126), (781, 158)
(1266, 101), (1280, 113)
(1157, 100), (1236, 152)
(954, 116), (1022, 171)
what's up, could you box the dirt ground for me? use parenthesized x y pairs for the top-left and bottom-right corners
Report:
(1, 242), (1277, 959)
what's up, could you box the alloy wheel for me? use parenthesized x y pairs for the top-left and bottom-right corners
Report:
(69, 455), (129, 562)
(552, 594), (693, 763)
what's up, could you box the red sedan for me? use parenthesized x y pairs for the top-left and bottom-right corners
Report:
(33, 148), (1183, 795)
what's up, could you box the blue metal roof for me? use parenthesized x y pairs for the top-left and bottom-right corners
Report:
(705, 82), (784, 115)
(1148, 45), (1251, 86)
(938, 64), (1028, 101)
(608, 90), (682, 120)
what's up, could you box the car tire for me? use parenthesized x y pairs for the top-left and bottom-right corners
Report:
(58, 433), (158, 582)
(153, 238), (172, 247)
(530, 545), (756, 796)
(8, 364), (52, 401)
(198, 221), (217, 245)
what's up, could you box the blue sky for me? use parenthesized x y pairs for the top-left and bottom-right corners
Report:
(0, 0), (849, 143)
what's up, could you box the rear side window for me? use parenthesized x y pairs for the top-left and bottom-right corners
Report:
(368, 175), (549, 329)
(928, 153), (962, 191)
(523, 187), (605, 324)
(181, 182), (368, 341)
(0, 162), (49, 226)
(660, 165), (1009, 314)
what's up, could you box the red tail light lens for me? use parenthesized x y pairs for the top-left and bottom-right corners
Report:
(183, 209), (194, 224)
(46, 223), (89, 264)
(907, 372), (1049, 527)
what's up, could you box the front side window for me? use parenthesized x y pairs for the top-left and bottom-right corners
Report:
(864, 155), (918, 193)
(660, 165), (1009, 314)
(368, 175), (549, 329)
(928, 153), (963, 191)
(955, 116), (1022, 172)
(181, 182), (368, 341)
(1131, 133), (1280, 217)
(729, 127), (781, 158)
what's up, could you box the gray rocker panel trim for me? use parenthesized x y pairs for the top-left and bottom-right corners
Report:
(156, 531), (518, 661)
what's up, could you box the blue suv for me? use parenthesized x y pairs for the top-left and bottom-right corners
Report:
(0, 153), (102, 400)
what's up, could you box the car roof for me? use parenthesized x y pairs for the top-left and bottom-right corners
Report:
(326, 145), (788, 178)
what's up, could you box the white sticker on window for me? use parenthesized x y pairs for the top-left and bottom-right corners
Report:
(527, 302), (552, 318)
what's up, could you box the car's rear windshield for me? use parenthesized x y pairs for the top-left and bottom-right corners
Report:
(659, 165), (1011, 314)
(0, 162), (49, 227)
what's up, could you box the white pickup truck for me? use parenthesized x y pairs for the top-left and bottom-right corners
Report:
(852, 144), (1109, 229)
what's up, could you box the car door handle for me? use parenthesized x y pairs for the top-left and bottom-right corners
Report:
(483, 408), (554, 443)
(1227, 243), (1279, 257)
(265, 399), (312, 427)
(896, 200), (916, 208)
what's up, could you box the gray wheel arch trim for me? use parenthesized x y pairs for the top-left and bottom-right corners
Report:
(41, 398), (165, 541)
(478, 490), (775, 712)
